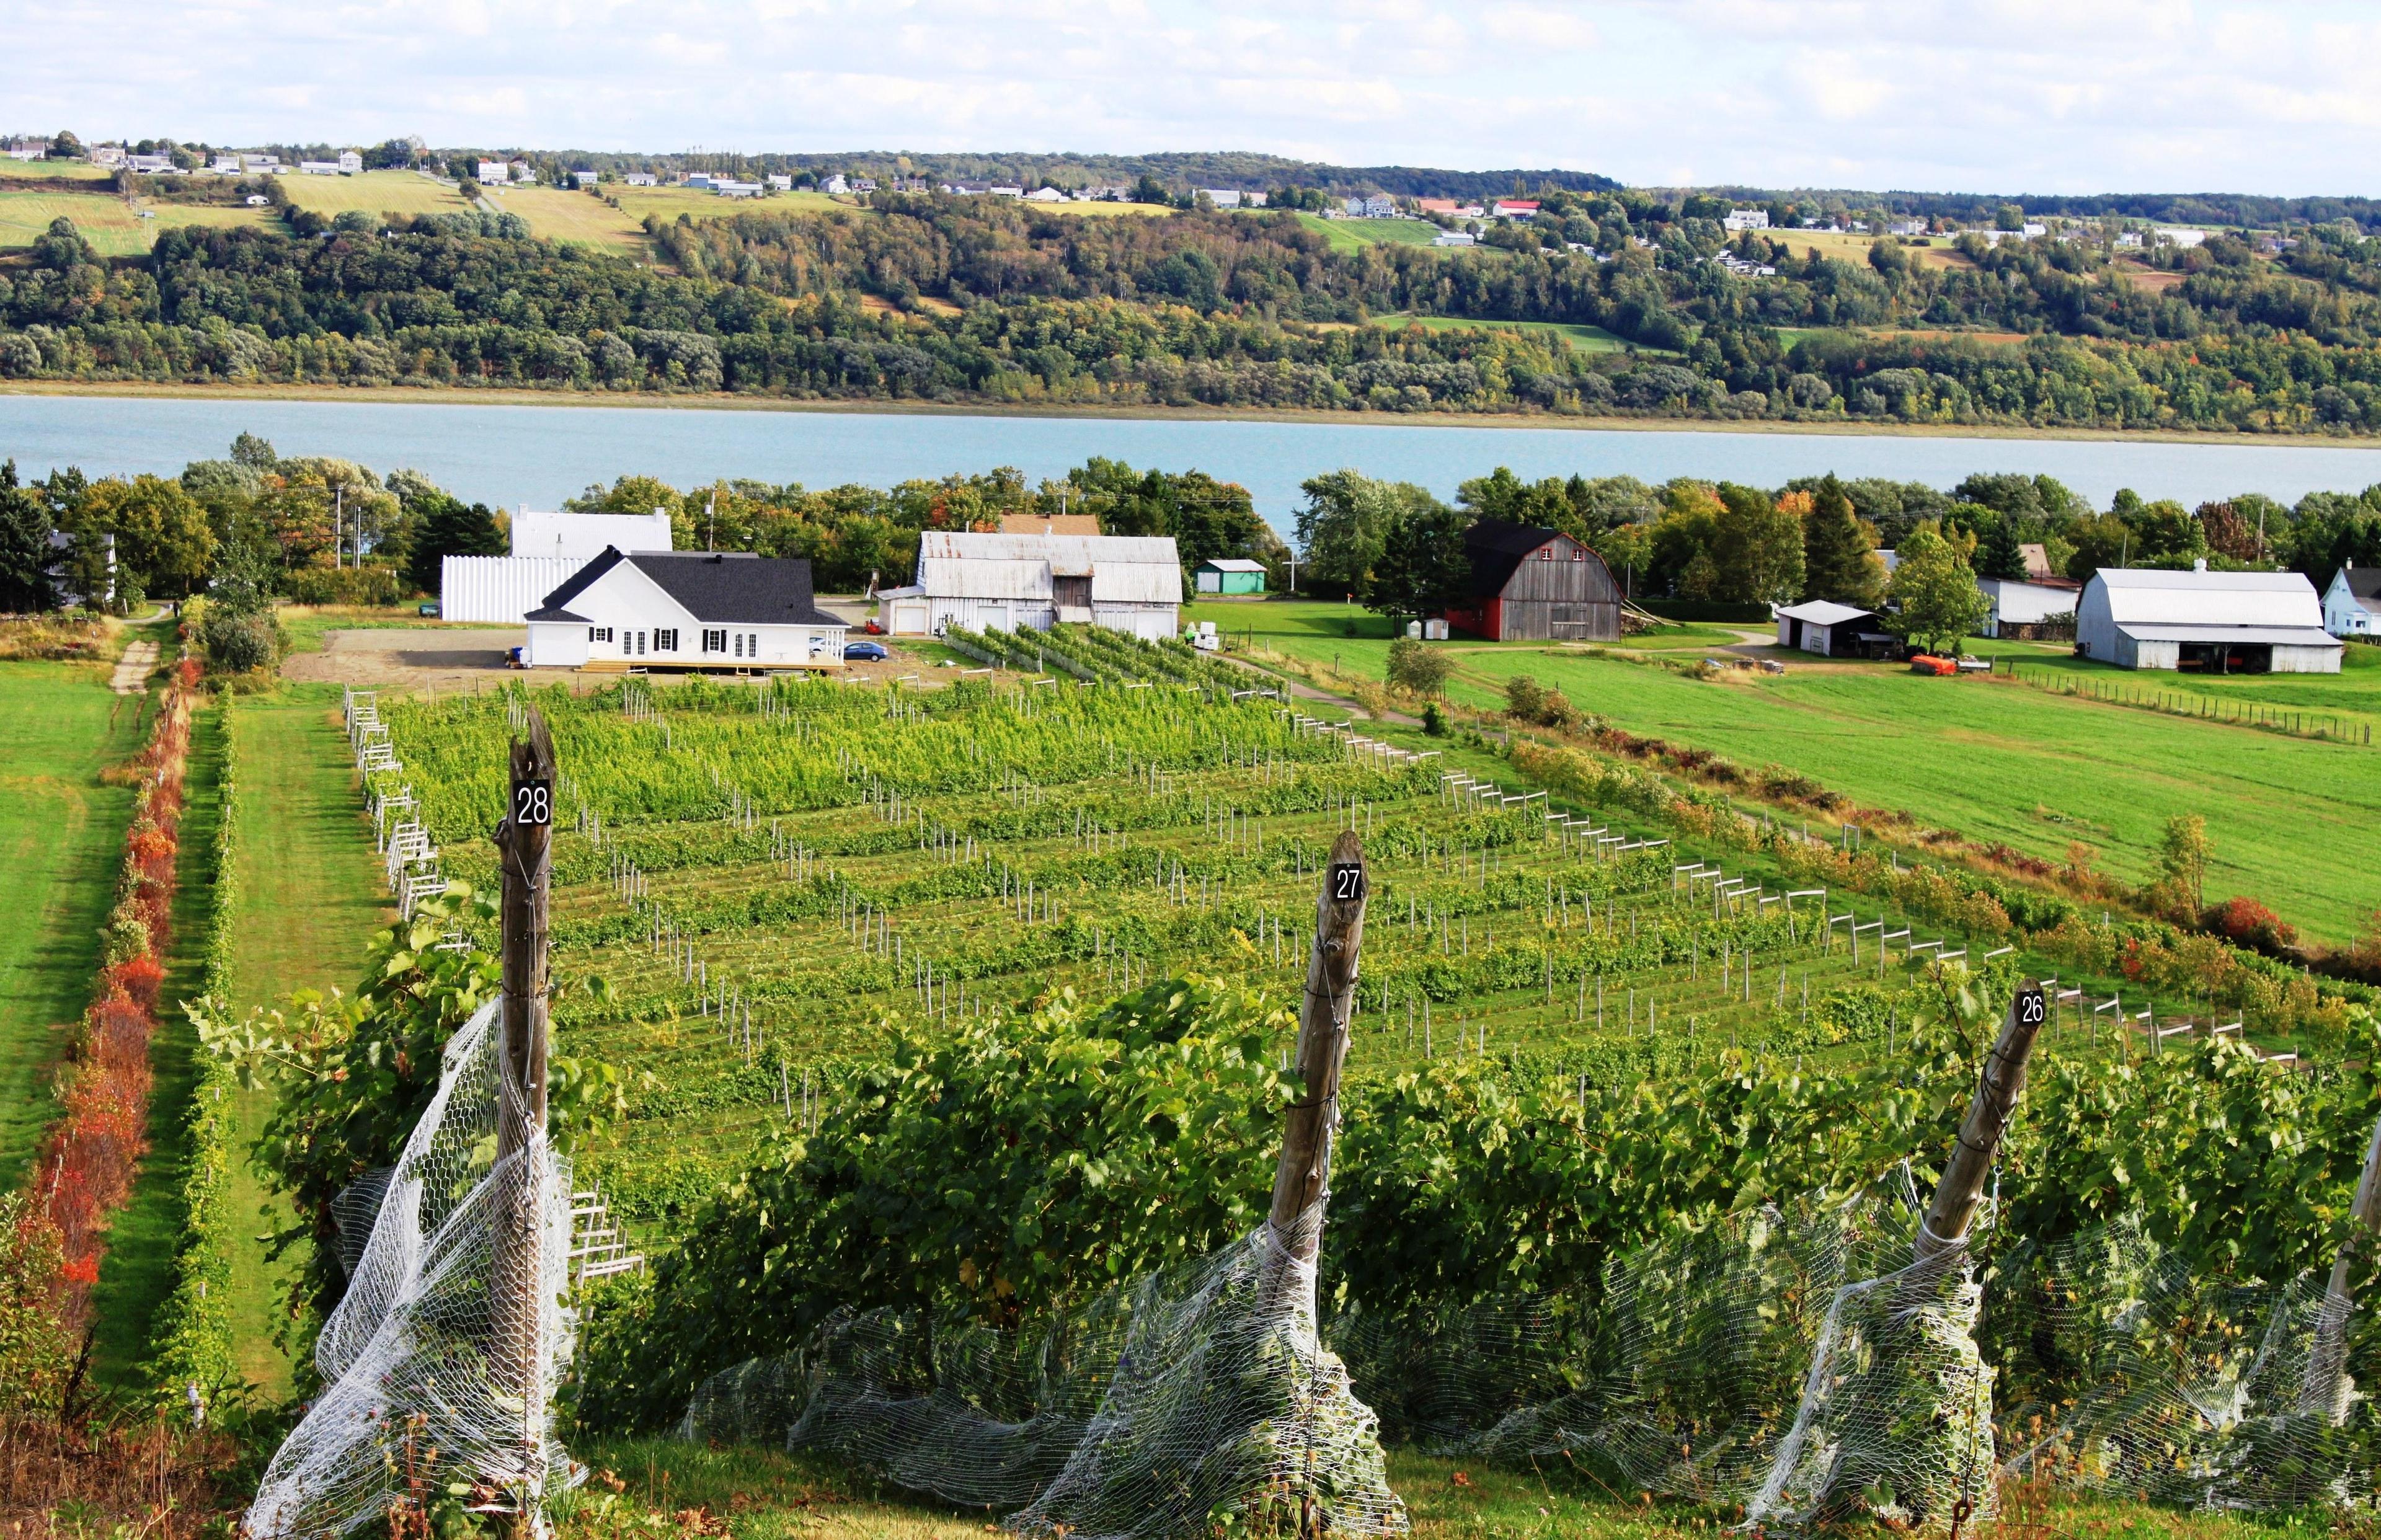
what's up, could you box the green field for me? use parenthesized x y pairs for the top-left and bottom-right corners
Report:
(2000, 640), (2381, 740)
(0, 641), (150, 1190)
(278, 168), (472, 218)
(1372, 312), (1638, 352)
(0, 188), (275, 254)
(1197, 600), (2381, 942)
(1298, 214), (1446, 252)
(0, 158), (115, 183)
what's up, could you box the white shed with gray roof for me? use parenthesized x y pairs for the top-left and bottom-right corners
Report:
(895, 531), (1182, 640)
(2075, 565), (2341, 673)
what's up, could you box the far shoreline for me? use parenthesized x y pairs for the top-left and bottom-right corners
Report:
(6, 379), (2380, 454)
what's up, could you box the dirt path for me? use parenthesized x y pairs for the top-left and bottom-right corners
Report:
(109, 638), (158, 694)
(1214, 652), (1424, 727)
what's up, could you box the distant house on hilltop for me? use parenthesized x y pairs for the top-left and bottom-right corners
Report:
(1723, 208), (1770, 231)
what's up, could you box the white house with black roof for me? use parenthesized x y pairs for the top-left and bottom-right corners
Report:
(2323, 562), (2380, 639)
(522, 548), (848, 670)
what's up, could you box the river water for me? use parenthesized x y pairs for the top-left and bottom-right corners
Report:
(5, 393), (2380, 537)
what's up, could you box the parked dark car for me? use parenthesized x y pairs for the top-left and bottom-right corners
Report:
(844, 640), (890, 662)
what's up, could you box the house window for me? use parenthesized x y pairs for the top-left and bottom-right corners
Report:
(747, 633), (758, 657)
(589, 626), (613, 644)
(634, 631), (645, 656)
(731, 633), (743, 658)
(655, 629), (679, 652)
(702, 628), (727, 653)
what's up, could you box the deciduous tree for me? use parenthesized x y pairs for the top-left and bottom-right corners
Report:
(1884, 524), (1990, 654)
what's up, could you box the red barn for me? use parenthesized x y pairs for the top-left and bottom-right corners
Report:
(1444, 521), (1623, 642)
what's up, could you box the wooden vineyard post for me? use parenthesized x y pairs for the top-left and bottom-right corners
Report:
(494, 709), (556, 1533)
(1913, 980), (2048, 1272)
(2299, 1109), (2381, 1420)
(1267, 830), (1370, 1273)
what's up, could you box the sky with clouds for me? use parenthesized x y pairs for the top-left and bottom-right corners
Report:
(14, 1), (2379, 195)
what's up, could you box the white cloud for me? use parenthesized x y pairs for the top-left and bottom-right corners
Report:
(5, 0), (2376, 193)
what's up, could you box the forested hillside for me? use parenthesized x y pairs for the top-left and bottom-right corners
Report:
(6, 189), (2381, 433)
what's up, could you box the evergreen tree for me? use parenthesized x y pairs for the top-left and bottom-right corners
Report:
(1799, 474), (1884, 606)
(402, 495), (505, 595)
(0, 461), (56, 613)
(1974, 512), (2028, 580)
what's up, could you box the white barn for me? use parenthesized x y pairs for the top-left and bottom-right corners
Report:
(879, 531), (1182, 640)
(2323, 563), (2380, 639)
(521, 549), (846, 670)
(2075, 565), (2342, 673)
(1975, 577), (2079, 639)
(440, 508), (678, 622)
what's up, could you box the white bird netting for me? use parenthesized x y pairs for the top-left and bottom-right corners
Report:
(682, 1205), (1409, 1539)
(1998, 1213), (2365, 1510)
(248, 1001), (580, 1539)
(1331, 1187), (1998, 1531)
(680, 1185), (2010, 1533)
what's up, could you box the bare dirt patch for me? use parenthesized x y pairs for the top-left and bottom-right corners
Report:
(282, 625), (939, 694)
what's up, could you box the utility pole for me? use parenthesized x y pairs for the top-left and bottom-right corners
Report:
(493, 709), (556, 1534)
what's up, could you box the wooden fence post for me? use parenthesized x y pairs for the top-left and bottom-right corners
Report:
(2300, 1109), (2381, 1420)
(494, 709), (555, 1531)
(1267, 830), (1370, 1270)
(1913, 980), (2047, 1271)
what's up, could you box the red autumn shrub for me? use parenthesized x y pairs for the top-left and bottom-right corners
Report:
(110, 955), (163, 1010)
(2204, 896), (2299, 957)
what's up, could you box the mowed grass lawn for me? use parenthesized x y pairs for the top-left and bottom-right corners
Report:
(1197, 600), (2381, 943)
(216, 686), (392, 1394)
(0, 645), (151, 1190)
(0, 189), (273, 255)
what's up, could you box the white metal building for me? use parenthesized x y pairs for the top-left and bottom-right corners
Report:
(521, 549), (846, 670)
(2075, 565), (2342, 673)
(1774, 600), (1887, 657)
(2323, 563), (2380, 639)
(1975, 577), (2080, 639)
(512, 508), (675, 561)
(882, 531), (1182, 640)
(440, 508), (678, 622)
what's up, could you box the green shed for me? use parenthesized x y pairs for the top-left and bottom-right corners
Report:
(1194, 559), (1268, 596)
